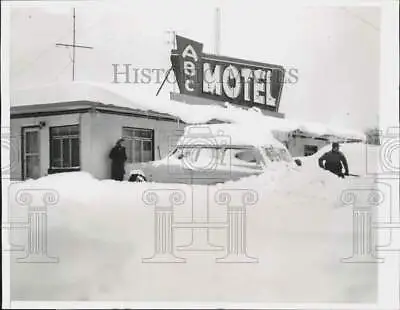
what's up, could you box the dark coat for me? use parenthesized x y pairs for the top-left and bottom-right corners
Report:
(109, 145), (127, 180)
(318, 150), (349, 178)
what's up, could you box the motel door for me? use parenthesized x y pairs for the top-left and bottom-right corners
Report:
(22, 127), (41, 180)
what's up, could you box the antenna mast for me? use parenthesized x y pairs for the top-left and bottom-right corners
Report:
(56, 8), (93, 81)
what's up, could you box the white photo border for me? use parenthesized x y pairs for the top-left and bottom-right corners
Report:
(1, 0), (399, 309)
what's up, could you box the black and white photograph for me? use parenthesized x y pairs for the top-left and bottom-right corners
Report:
(1, 0), (399, 309)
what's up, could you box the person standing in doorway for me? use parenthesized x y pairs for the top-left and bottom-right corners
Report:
(109, 138), (127, 181)
(318, 142), (349, 178)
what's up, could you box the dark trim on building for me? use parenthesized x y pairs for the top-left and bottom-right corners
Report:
(292, 134), (330, 141)
(11, 108), (91, 119)
(292, 133), (362, 143)
(11, 101), (184, 123)
(48, 168), (81, 174)
(95, 108), (181, 122)
(11, 108), (180, 122)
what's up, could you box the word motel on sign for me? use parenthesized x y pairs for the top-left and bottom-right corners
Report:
(182, 44), (277, 107)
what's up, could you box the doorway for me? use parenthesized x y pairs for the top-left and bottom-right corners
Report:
(22, 127), (41, 180)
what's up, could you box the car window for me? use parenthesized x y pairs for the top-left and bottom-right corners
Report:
(172, 146), (264, 169)
(222, 148), (264, 168)
(264, 147), (291, 162)
(235, 150), (258, 163)
(172, 146), (221, 167)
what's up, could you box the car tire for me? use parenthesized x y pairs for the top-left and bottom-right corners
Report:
(128, 173), (147, 182)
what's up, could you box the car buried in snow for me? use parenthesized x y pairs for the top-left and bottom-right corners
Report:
(126, 124), (302, 185)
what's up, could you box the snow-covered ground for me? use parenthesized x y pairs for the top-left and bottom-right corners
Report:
(8, 142), (379, 302)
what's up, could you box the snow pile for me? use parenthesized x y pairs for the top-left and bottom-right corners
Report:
(300, 142), (377, 177)
(12, 81), (366, 141)
(8, 144), (379, 302)
(178, 123), (285, 148)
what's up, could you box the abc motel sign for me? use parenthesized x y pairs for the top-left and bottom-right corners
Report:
(170, 35), (285, 113)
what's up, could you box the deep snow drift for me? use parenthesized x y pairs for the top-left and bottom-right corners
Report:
(8, 143), (379, 302)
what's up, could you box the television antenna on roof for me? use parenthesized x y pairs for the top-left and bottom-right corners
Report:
(55, 8), (94, 81)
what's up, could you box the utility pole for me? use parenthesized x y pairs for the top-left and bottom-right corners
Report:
(56, 8), (93, 81)
(215, 7), (221, 55)
(166, 30), (177, 50)
(161, 30), (177, 94)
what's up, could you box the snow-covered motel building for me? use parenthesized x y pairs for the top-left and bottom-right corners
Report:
(10, 36), (364, 181)
(10, 81), (363, 181)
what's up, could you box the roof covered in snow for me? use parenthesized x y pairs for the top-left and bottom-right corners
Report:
(11, 100), (179, 122)
(11, 81), (366, 141)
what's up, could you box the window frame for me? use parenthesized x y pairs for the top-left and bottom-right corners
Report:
(122, 127), (155, 163)
(49, 124), (81, 172)
(304, 144), (318, 156)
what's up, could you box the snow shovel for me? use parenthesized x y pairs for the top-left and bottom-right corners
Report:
(346, 173), (360, 177)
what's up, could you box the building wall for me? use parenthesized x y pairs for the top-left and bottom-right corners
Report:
(10, 111), (185, 180)
(10, 113), (91, 180)
(87, 111), (185, 179)
(287, 136), (330, 157)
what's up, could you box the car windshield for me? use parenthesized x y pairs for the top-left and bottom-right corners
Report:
(170, 145), (265, 168)
(264, 147), (292, 162)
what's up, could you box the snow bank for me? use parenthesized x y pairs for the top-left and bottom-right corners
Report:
(12, 81), (366, 141)
(8, 144), (379, 302)
(178, 123), (284, 148)
(301, 142), (378, 177)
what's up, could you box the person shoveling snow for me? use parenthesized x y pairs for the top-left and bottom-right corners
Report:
(318, 142), (350, 178)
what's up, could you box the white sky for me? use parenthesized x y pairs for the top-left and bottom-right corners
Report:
(7, 0), (381, 131)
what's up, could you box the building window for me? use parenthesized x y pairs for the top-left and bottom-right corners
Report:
(50, 125), (80, 169)
(304, 144), (318, 156)
(123, 127), (154, 163)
